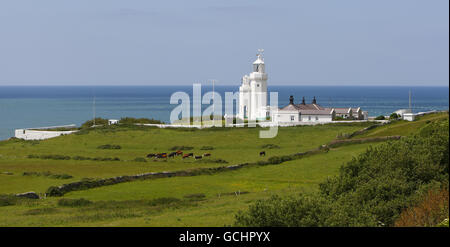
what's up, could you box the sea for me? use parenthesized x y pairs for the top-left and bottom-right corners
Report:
(0, 85), (448, 140)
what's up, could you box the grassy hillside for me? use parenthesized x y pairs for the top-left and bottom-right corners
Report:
(0, 112), (447, 226)
(0, 123), (370, 194)
(355, 112), (447, 138)
(0, 143), (374, 226)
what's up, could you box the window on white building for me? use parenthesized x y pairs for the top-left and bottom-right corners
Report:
(298, 113), (302, 121)
(315, 116), (319, 121)
(308, 116), (311, 121)
(290, 116), (295, 121)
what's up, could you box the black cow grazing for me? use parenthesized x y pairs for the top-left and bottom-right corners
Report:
(259, 151), (266, 156)
(147, 153), (157, 158)
(188, 153), (194, 157)
(194, 156), (203, 160)
(203, 153), (211, 157)
(168, 152), (177, 158)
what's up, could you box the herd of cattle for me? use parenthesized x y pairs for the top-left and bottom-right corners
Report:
(146, 150), (211, 160)
(146, 150), (267, 161)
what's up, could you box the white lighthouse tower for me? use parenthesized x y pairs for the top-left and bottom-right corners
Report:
(238, 49), (269, 120)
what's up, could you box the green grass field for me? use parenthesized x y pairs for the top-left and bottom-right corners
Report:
(0, 123), (369, 194)
(356, 112), (447, 138)
(0, 112), (447, 226)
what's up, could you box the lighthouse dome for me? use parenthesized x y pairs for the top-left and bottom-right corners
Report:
(253, 57), (264, 64)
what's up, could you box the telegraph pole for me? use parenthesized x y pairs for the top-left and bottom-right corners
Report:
(209, 79), (217, 120)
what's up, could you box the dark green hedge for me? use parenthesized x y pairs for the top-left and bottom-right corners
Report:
(235, 119), (449, 227)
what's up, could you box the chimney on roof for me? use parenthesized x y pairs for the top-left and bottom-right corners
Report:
(312, 96), (317, 104)
(302, 97), (306, 105)
(289, 95), (294, 105)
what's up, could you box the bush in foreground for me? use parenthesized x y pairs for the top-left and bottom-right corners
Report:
(235, 119), (449, 227)
(394, 186), (449, 227)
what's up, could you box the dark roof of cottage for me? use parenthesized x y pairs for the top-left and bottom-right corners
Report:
(280, 103), (325, 111)
(300, 109), (334, 115)
(279, 103), (334, 115)
(333, 108), (352, 114)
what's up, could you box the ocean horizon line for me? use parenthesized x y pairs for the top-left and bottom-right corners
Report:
(0, 84), (448, 87)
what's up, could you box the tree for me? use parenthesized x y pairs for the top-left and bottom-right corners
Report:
(390, 113), (400, 120)
(80, 118), (108, 129)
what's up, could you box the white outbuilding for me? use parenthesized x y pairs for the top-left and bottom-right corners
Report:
(108, 119), (119, 125)
(402, 113), (416, 121)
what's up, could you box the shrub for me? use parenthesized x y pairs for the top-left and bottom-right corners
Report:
(280, 155), (293, 162)
(395, 187), (449, 227)
(39, 154), (71, 160)
(22, 171), (73, 179)
(81, 118), (109, 128)
(97, 144), (121, 149)
(50, 174), (73, 179)
(236, 120), (449, 227)
(375, 115), (386, 120)
(91, 157), (120, 162)
(267, 155), (294, 165)
(390, 113), (400, 120)
(58, 198), (93, 207)
(119, 117), (164, 125)
(235, 194), (331, 227)
(46, 186), (64, 197)
(257, 160), (270, 166)
(268, 156), (282, 164)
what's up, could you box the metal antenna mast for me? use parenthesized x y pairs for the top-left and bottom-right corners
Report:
(409, 90), (412, 112)
(209, 79), (217, 120)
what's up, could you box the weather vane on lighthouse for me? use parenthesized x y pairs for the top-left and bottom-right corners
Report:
(257, 48), (264, 59)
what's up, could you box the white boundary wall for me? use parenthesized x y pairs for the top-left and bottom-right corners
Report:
(139, 120), (390, 129)
(15, 125), (78, 140)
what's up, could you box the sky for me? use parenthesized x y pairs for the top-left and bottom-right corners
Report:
(0, 0), (448, 86)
